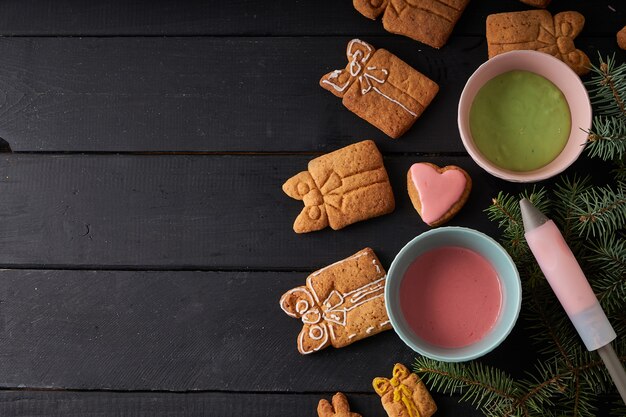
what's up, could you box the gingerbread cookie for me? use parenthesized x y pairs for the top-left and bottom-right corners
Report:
(353, 0), (470, 49)
(279, 248), (392, 354)
(486, 10), (590, 75)
(519, 0), (550, 8)
(407, 162), (471, 227)
(318, 393), (362, 417)
(618, 26), (626, 50)
(283, 140), (395, 233)
(320, 39), (439, 138)
(373, 363), (437, 417)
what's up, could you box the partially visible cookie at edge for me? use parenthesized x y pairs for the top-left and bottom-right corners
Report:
(519, 0), (551, 8)
(382, 0), (471, 49)
(407, 162), (471, 227)
(352, 0), (470, 49)
(317, 392), (362, 417)
(618, 26), (626, 50)
(486, 10), (590, 75)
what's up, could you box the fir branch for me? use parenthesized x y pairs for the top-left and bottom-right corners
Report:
(586, 55), (626, 119)
(570, 183), (626, 238)
(524, 283), (579, 360)
(585, 55), (626, 173)
(414, 357), (517, 416)
(512, 360), (565, 414)
(553, 175), (592, 247)
(585, 235), (626, 314)
(587, 115), (626, 161)
(416, 345), (625, 417)
(484, 188), (548, 260)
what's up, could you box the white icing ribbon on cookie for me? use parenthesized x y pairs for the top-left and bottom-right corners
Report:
(359, 66), (417, 117)
(321, 39), (373, 93)
(322, 39), (418, 118)
(298, 322), (329, 354)
(348, 39), (373, 76)
(280, 250), (388, 354)
(322, 69), (351, 93)
(280, 287), (314, 318)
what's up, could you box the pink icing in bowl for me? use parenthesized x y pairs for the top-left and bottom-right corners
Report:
(458, 50), (592, 183)
(385, 227), (521, 362)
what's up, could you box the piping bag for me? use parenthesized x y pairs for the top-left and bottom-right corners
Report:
(520, 198), (626, 403)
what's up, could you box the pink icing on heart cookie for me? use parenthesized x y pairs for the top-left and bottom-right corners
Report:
(407, 163), (472, 226)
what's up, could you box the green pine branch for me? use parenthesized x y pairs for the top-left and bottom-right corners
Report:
(484, 187), (548, 263)
(587, 115), (626, 161)
(586, 55), (626, 120)
(569, 182), (626, 238)
(585, 55), (626, 179)
(585, 234), (626, 314)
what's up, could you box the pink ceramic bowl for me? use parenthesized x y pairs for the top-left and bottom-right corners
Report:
(458, 50), (592, 182)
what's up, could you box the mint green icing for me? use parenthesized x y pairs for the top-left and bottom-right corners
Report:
(469, 70), (571, 172)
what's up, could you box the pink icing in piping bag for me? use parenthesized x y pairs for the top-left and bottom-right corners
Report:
(520, 198), (626, 404)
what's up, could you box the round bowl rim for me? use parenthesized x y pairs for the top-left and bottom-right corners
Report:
(385, 226), (522, 362)
(457, 50), (592, 183)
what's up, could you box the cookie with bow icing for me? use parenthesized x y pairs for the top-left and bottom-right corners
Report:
(279, 248), (391, 354)
(320, 39), (438, 138)
(317, 393), (362, 417)
(283, 140), (395, 233)
(373, 363), (437, 417)
(353, 0), (470, 49)
(407, 162), (471, 227)
(486, 10), (590, 75)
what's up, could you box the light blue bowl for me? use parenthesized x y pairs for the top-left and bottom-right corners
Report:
(386, 227), (521, 362)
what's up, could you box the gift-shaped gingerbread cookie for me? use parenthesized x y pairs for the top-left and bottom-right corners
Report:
(320, 39), (439, 139)
(373, 363), (437, 417)
(353, 0), (471, 49)
(486, 10), (590, 75)
(280, 248), (392, 354)
(283, 140), (395, 233)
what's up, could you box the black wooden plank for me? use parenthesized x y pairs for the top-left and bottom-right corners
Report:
(0, 0), (620, 37)
(0, 268), (532, 392)
(0, 36), (479, 153)
(0, 37), (620, 153)
(0, 391), (482, 417)
(0, 153), (537, 269)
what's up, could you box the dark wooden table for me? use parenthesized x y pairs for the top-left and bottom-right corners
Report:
(0, 1), (622, 416)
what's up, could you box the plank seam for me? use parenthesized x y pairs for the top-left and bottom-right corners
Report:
(0, 387), (381, 396)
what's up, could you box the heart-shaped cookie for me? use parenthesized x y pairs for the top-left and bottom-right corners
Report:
(407, 163), (472, 227)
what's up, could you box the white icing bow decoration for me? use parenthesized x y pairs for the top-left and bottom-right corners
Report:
(321, 39), (418, 117)
(280, 271), (386, 354)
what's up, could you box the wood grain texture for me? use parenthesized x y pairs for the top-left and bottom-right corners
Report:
(0, 36), (480, 153)
(0, 1), (622, 415)
(0, 391), (483, 417)
(0, 37), (619, 153)
(0, 153), (543, 269)
(0, 269), (533, 392)
(0, 0), (621, 36)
